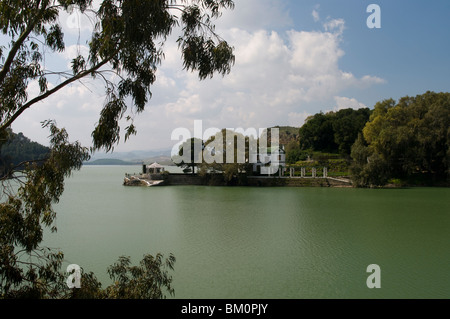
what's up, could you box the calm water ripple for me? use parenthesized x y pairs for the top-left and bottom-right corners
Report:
(43, 166), (450, 299)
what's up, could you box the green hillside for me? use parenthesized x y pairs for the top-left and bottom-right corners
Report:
(1, 129), (50, 166)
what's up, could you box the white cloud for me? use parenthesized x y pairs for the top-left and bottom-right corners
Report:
(63, 11), (95, 34)
(156, 71), (177, 89)
(312, 10), (320, 23)
(361, 75), (386, 86)
(289, 30), (344, 77)
(333, 97), (368, 112)
(60, 44), (90, 61)
(323, 18), (345, 36)
(11, 3), (386, 152)
(13, 79), (106, 147)
(59, 1), (101, 36)
(146, 22), (385, 142)
(288, 111), (311, 127)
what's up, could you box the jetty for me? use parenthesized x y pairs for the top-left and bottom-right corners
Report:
(124, 163), (353, 188)
(123, 162), (166, 187)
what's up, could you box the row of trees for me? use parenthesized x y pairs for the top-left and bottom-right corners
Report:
(173, 129), (259, 185)
(174, 93), (449, 187)
(298, 108), (372, 156)
(351, 91), (450, 187)
(284, 108), (371, 165)
(285, 92), (449, 187)
(173, 127), (287, 185)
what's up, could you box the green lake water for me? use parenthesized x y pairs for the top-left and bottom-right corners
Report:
(44, 165), (450, 299)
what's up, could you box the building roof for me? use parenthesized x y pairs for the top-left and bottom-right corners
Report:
(266, 146), (286, 154)
(148, 162), (163, 168)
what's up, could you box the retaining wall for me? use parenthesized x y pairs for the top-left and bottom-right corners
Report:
(165, 174), (353, 187)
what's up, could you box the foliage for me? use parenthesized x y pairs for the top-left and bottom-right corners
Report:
(332, 108), (372, 155)
(290, 157), (349, 177)
(199, 129), (254, 185)
(0, 121), (90, 298)
(0, 0), (235, 151)
(0, 129), (50, 176)
(70, 254), (176, 299)
(299, 112), (337, 153)
(351, 92), (450, 187)
(285, 141), (308, 164)
(297, 108), (372, 155)
(105, 254), (176, 299)
(172, 137), (204, 175)
(268, 126), (299, 146)
(323, 158), (350, 175)
(284, 107), (371, 178)
(1, 0), (235, 298)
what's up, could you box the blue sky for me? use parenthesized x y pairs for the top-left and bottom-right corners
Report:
(10, 0), (450, 152)
(286, 0), (450, 106)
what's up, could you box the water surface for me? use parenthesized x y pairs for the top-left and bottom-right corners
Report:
(44, 166), (450, 299)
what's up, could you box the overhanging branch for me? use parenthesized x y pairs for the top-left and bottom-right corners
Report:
(0, 57), (112, 132)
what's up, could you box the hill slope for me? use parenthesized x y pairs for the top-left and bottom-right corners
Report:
(1, 130), (50, 166)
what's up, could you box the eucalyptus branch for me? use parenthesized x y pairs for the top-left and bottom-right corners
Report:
(0, 3), (46, 85)
(167, 4), (227, 42)
(0, 157), (50, 182)
(0, 56), (113, 131)
(1, 0), (234, 298)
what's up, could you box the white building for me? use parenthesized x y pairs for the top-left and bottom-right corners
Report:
(144, 162), (165, 174)
(250, 146), (286, 175)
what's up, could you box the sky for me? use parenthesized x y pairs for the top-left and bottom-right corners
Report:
(9, 0), (450, 153)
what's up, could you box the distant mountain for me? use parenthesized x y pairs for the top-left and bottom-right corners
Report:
(84, 156), (175, 166)
(88, 148), (172, 163)
(142, 155), (174, 166)
(84, 159), (138, 166)
(85, 148), (175, 166)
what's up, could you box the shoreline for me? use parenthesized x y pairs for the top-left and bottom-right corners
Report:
(124, 173), (354, 188)
(123, 173), (450, 189)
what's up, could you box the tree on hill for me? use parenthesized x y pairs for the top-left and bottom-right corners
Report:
(0, 129), (50, 176)
(299, 112), (337, 153)
(172, 137), (204, 175)
(200, 129), (254, 184)
(270, 126), (299, 146)
(332, 108), (372, 155)
(295, 108), (371, 157)
(0, 0), (235, 299)
(351, 92), (450, 187)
